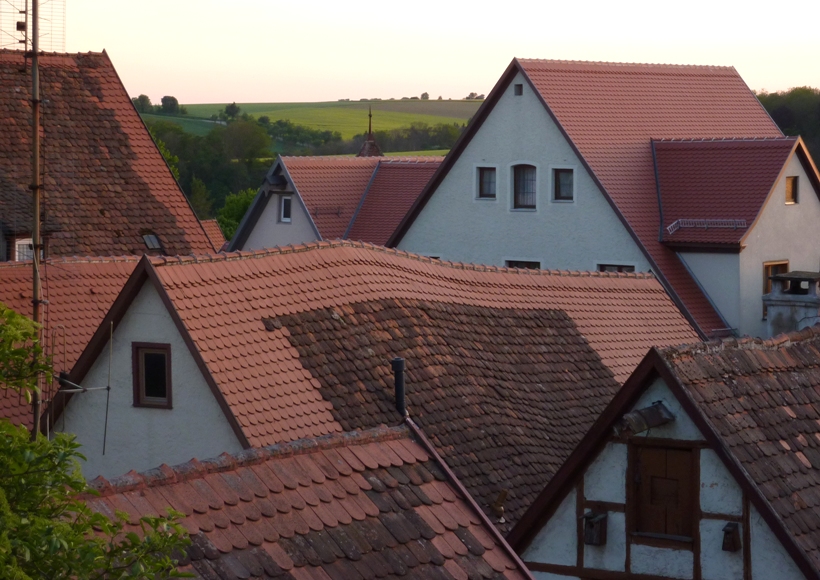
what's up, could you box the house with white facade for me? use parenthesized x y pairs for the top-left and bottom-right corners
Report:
(508, 326), (820, 580)
(229, 155), (441, 250)
(387, 58), (820, 340)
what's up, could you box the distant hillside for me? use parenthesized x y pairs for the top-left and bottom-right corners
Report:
(182, 100), (481, 139)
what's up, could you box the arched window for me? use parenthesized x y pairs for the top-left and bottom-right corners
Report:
(513, 164), (536, 209)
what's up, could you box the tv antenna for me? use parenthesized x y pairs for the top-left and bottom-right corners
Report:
(0, 0), (65, 52)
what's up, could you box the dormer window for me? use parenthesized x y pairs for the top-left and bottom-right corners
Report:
(280, 195), (292, 223)
(15, 238), (34, 261)
(786, 176), (798, 204)
(142, 233), (162, 250)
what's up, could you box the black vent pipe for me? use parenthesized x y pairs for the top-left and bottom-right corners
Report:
(391, 357), (407, 417)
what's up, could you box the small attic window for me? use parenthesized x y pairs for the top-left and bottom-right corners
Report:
(514, 84), (523, 96)
(143, 233), (162, 250)
(15, 238), (34, 261)
(280, 196), (292, 223)
(786, 176), (799, 204)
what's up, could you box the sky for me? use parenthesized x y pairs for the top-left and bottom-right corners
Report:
(57, 0), (820, 104)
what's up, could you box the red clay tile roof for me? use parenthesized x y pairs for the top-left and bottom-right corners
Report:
(82, 424), (531, 580)
(0, 256), (138, 427)
(201, 219), (227, 249)
(346, 159), (442, 246)
(282, 157), (380, 240)
(658, 326), (820, 573)
(516, 59), (784, 335)
(655, 138), (797, 246)
(0, 50), (214, 256)
(76, 242), (696, 529)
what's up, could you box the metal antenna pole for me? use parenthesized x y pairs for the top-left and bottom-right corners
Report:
(30, 0), (42, 440)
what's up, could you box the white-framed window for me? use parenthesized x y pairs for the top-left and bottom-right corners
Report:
(552, 168), (574, 202)
(476, 166), (497, 199)
(280, 195), (292, 223)
(598, 264), (635, 273)
(512, 164), (537, 209)
(15, 238), (34, 261)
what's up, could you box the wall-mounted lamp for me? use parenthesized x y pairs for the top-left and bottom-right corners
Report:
(613, 401), (675, 436)
(582, 512), (607, 546)
(722, 522), (741, 552)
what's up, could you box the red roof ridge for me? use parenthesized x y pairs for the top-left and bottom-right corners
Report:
(84, 424), (408, 498)
(661, 323), (820, 360)
(0, 255), (143, 269)
(380, 156), (445, 164)
(654, 136), (797, 145)
(280, 155), (378, 162)
(150, 239), (658, 279)
(517, 57), (737, 72)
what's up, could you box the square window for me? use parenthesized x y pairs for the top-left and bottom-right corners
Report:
(514, 84), (523, 96)
(506, 260), (540, 270)
(598, 264), (635, 273)
(786, 176), (799, 204)
(631, 445), (694, 541)
(553, 168), (574, 201)
(477, 167), (496, 199)
(14, 238), (33, 261)
(280, 196), (292, 223)
(132, 343), (172, 408)
(513, 165), (536, 209)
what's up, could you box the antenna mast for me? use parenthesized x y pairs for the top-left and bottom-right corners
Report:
(30, 0), (42, 439)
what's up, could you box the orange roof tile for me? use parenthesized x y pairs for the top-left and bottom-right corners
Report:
(0, 50), (214, 256)
(517, 59), (783, 335)
(200, 219), (227, 250)
(76, 242), (697, 529)
(82, 424), (532, 579)
(0, 256), (138, 426)
(346, 159), (442, 246)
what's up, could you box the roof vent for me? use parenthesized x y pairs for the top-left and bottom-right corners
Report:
(391, 357), (407, 417)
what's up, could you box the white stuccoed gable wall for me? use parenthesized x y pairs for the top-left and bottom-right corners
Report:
(397, 72), (650, 272)
(521, 377), (808, 579)
(242, 191), (319, 250)
(58, 281), (243, 480)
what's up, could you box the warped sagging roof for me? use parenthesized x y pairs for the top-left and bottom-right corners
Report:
(0, 257), (139, 426)
(83, 424), (532, 580)
(72, 241), (697, 530)
(654, 138), (799, 247)
(0, 50), (214, 256)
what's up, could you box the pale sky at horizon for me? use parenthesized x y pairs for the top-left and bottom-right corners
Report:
(62, 0), (820, 104)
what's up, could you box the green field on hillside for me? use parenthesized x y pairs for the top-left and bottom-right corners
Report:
(141, 113), (217, 136)
(182, 100), (481, 140)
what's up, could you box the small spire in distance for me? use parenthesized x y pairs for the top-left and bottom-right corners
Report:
(357, 105), (383, 157)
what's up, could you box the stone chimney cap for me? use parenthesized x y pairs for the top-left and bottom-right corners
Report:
(770, 271), (820, 282)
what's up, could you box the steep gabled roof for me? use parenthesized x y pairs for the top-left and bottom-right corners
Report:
(346, 159), (442, 245)
(389, 58), (787, 337)
(69, 241), (697, 530)
(654, 137), (801, 248)
(82, 423), (533, 580)
(231, 156), (442, 250)
(282, 157), (379, 239)
(509, 326), (820, 579)
(200, 219), (226, 250)
(0, 50), (214, 256)
(0, 256), (138, 427)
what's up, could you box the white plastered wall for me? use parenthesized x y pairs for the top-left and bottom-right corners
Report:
(397, 72), (650, 272)
(58, 281), (243, 479)
(678, 252), (740, 332)
(242, 191), (319, 250)
(739, 154), (820, 338)
(521, 377), (808, 579)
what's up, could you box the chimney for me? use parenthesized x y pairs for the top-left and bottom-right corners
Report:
(762, 271), (820, 338)
(391, 357), (407, 417)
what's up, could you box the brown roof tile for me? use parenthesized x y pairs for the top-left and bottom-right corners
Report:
(0, 50), (214, 256)
(82, 425), (531, 579)
(88, 242), (696, 529)
(660, 326), (820, 570)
